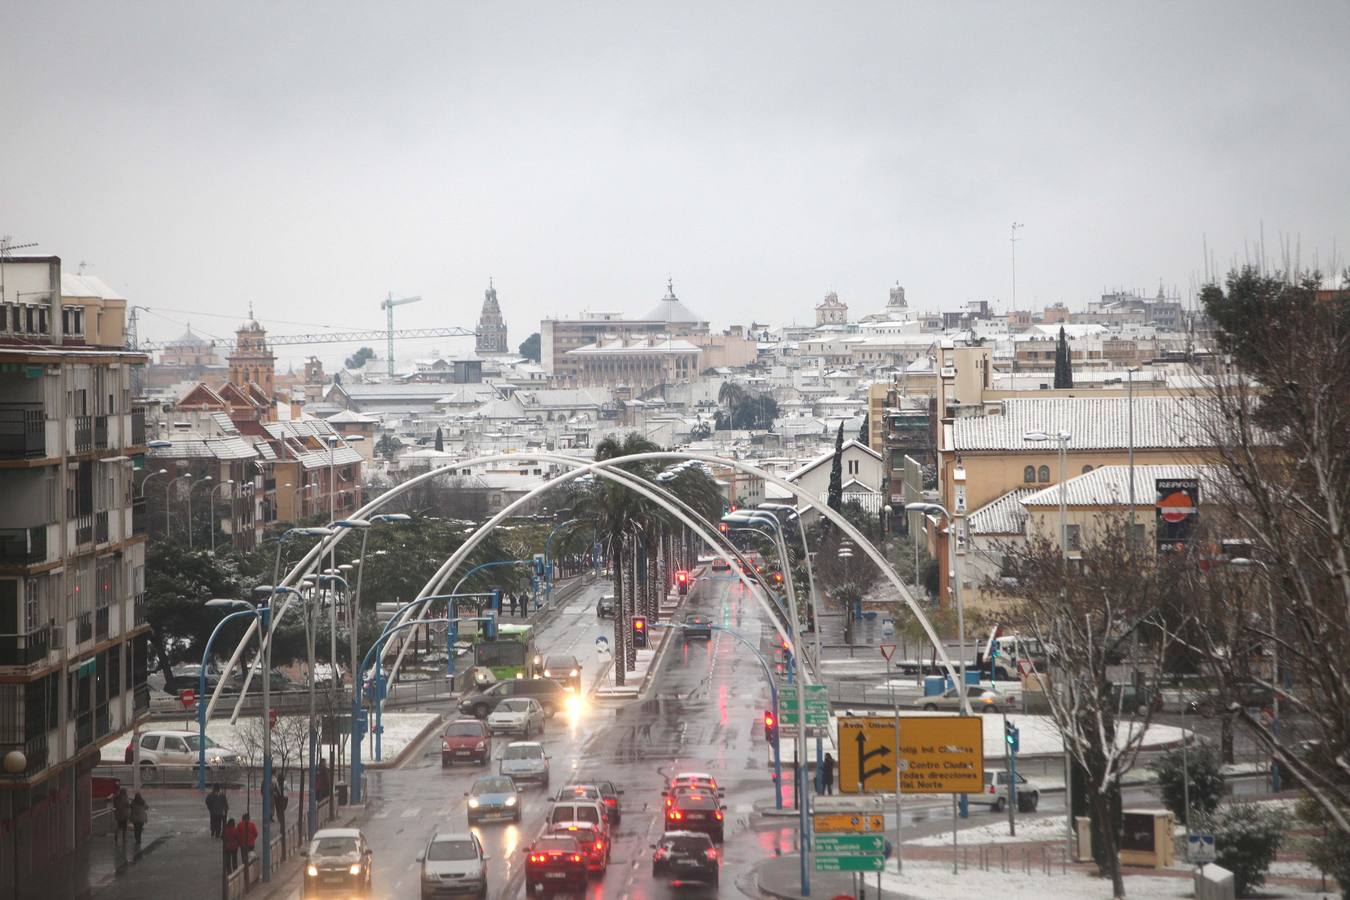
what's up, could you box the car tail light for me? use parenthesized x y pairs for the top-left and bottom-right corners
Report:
(604, 798), (617, 806)
(572, 854), (583, 863)
(705, 848), (719, 860)
(594, 840), (604, 851)
(529, 854), (543, 863)
(714, 809), (723, 820)
(988, 785), (996, 794)
(653, 848), (669, 861)
(668, 810), (683, 821)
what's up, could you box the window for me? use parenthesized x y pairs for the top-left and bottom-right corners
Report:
(1023, 466), (1036, 483)
(1081, 465), (1094, 474)
(1037, 466), (1050, 483)
(140, 734), (158, 750)
(1066, 524), (1082, 551)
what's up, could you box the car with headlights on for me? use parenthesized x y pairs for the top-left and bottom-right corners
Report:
(465, 775), (520, 825)
(417, 831), (488, 900)
(441, 719), (491, 768)
(499, 741), (550, 787)
(651, 830), (719, 888)
(302, 828), (373, 897)
(523, 833), (587, 896)
(487, 698), (546, 737)
(541, 655), (582, 692)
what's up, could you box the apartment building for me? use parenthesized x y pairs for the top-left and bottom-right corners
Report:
(0, 256), (149, 900)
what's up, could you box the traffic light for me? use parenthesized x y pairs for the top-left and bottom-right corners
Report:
(763, 709), (777, 742)
(771, 571), (784, 586)
(1004, 720), (1019, 753)
(632, 616), (648, 649)
(676, 570), (689, 596)
(718, 522), (729, 534)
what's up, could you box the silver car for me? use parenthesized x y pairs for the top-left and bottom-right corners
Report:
(499, 741), (550, 787)
(417, 831), (488, 900)
(487, 698), (546, 737)
(911, 684), (1012, 713)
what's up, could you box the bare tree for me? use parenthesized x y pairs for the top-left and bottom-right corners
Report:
(1188, 269), (1350, 836)
(994, 517), (1184, 898)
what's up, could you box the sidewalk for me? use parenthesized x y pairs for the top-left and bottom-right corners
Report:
(756, 854), (905, 900)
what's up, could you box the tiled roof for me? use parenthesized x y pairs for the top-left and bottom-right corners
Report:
(295, 446), (363, 470)
(787, 439), (882, 481)
(147, 436), (258, 461)
(967, 488), (1036, 535)
(1020, 464), (1228, 507)
(951, 397), (1219, 452)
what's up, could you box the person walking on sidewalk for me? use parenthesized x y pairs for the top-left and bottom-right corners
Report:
(129, 792), (149, 846)
(113, 788), (130, 845)
(206, 784), (226, 837)
(238, 812), (258, 884)
(821, 752), (836, 795)
(222, 817), (239, 873)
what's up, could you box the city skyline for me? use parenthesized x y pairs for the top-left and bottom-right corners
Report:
(3, 1), (1347, 359)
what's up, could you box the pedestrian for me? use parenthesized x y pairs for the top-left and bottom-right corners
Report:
(238, 812), (258, 883)
(129, 792), (149, 846)
(113, 788), (130, 845)
(822, 752), (836, 795)
(205, 784), (221, 837)
(510, 592), (520, 617)
(272, 774), (289, 853)
(223, 817), (239, 873)
(316, 760), (331, 801)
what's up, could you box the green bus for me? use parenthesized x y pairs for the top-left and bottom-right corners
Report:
(471, 623), (539, 683)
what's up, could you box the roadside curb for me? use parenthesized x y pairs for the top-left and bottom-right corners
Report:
(364, 712), (446, 770)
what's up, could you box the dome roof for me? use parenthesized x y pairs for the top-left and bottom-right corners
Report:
(168, 325), (209, 347)
(640, 279), (704, 324)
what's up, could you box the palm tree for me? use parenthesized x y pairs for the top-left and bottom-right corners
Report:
(717, 382), (746, 430)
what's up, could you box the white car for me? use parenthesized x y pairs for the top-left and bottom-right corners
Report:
(125, 730), (241, 771)
(499, 741), (550, 787)
(487, 698), (546, 737)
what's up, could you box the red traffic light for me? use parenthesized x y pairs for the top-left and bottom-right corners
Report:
(763, 711), (775, 728)
(676, 570), (688, 584)
(634, 618), (645, 630)
(718, 522), (728, 534)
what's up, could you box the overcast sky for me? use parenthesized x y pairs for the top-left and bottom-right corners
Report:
(4, 1), (1347, 369)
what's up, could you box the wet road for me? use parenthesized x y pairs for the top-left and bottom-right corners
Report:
(275, 571), (797, 899)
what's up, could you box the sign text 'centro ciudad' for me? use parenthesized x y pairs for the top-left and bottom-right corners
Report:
(838, 715), (983, 794)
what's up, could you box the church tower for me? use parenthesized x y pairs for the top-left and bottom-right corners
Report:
(475, 279), (509, 355)
(227, 304), (275, 395)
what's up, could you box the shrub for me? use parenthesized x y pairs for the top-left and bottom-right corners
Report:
(1149, 742), (1229, 820)
(1200, 802), (1285, 897)
(1298, 797), (1350, 899)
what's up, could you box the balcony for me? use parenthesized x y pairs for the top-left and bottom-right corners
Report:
(133, 592), (147, 627)
(74, 415), (93, 453)
(0, 734), (48, 779)
(96, 702), (111, 740)
(131, 407), (147, 446)
(94, 415), (108, 450)
(0, 626), (50, 666)
(95, 509), (109, 544)
(0, 403), (45, 459)
(75, 513), (94, 546)
(76, 711), (93, 749)
(76, 612), (93, 644)
(0, 525), (47, 565)
(95, 607), (109, 641)
(132, 497), (147, 535)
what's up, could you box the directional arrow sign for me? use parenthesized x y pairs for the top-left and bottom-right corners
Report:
(815, 853), (885, 873)
(854, 728), (892, 790)
(814, 833), (886, 854)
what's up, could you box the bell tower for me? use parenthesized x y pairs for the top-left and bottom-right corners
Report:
(227, 303), (275, 395)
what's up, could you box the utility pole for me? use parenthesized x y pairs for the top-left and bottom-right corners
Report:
(1010, 222), (1024, 309)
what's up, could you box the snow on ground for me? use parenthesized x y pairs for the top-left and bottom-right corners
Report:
(881, 860), (1328, 899)
(204, 712), (439, 762)
(907, 815), (1070, 847)
(827, 711), (1187, 758)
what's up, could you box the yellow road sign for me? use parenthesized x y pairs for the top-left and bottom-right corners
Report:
(813, 813), (885, 833)
(838, 715), (983, 795)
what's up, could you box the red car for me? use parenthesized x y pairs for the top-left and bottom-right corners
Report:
(523, 833), (587, 895)
(548, 822), (608, 873)
(441, 719), (491, 767)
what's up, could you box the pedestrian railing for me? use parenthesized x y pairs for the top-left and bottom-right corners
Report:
(960, 844), (1069, 876)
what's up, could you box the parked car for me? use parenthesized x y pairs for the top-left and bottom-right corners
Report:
(910, 685), (1013, 713)
(680, 613), (713, 640)
(1111, 683), (1164, 716)
(1187, 681), (1275, 716)
(652, 830), (719, 887)
(499, 741), (550, 787)
(466, 775), (520, 825)
(487, 698), (547, 737)
(596, 595), (616, 618)
(523, 833), (587, 896)
(458, 678), (569, 719)
(981, 770), (1040, 812)
(540, 655), (582, 693)
(302, 827), (373, 897)
(124, 730), (242, 771)
(441, 719), (492, 768)
(417, 831), (488, 900)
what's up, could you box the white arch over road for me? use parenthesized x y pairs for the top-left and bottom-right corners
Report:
(207, 450), (959, 725)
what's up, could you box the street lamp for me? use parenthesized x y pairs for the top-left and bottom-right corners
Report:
(139, 467), (168, 498)
(207, 479), (236, 555)
(1022, 430), (1071, 563)
(200, 599), (266, 789)
(1230, 557), (1281, 793)
(188, 476), (216, 550)
(346, 513), (411, 770)
(167, 473), (192, 539)
(758, 502), (823, 668)
(904, 502), (972, 714)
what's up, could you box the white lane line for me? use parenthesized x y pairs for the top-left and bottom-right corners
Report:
(401, 807), (421, 818)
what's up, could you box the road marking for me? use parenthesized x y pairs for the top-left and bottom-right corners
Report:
(374, 810), (389, 819)
(401, 807), (421, 818)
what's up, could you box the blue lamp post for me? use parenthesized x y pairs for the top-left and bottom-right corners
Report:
(198, 599), (264, 789)
(544, 518), (582, 608)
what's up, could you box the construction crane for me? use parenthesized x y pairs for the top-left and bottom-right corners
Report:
(132, 323), (477, 353)
(380, 293), (422, 377)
